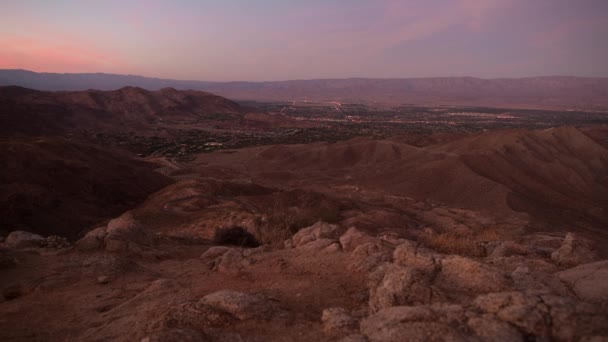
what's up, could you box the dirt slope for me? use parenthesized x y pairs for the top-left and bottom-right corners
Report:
(0, 138), (172, 238)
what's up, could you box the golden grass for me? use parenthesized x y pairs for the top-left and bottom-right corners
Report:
(418, 227), (507, 257)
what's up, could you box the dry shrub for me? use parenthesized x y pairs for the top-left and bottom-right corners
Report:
(419, 227), (505, 257)
(213, 226), (260, 248)
(253, 191), (343, 246)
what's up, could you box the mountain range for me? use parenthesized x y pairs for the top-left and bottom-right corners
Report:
(2, 69), (608, 110)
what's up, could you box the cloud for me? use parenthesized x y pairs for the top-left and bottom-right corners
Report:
(0, 35), (129, 73)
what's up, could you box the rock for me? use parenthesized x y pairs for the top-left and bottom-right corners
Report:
(467, 314), (524, 342)
(473, 291), (608, 340)
(557, 260), (608, 302)
(291, 221), (341, 247)
(323, 242), (342, 253)
(360, 306), (468, 342)
(211, 249), (249, 275)
(322, 307), (358, 334)
(104, 211), (152, 251)
(200, 246), (232, 260)
(296, 238), (339, 252)
(392, 243), (441, 273)
(141, 328), (207, 342)
(340, 227), (377, 252)
(97, 276), (110, 284)
(338, 334), (368, 342)
(368, 264), (434, 312)
(488, 241), (530, 259)
(75, 227), (107, 251)
(200, 290), (280, 320)
(352, 242), (391, 257)
(551, 233), (597, 266)
(4, 231), (44, 248)
(436, 255), (508, 294)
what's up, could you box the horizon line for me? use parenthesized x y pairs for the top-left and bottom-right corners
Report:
(2, 68), (608, 84)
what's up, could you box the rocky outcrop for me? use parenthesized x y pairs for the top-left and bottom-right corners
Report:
(436, 255), (509, 294)
(473, 291), (608, 340)
(360, 305), (469, 342)
(4, 231), (44, 248)
(551, 233), (597, 266)
(392, 242), (441, 274)
(557, 260), (608, 303)
(288, 221), (341, 248)
(74, 211), (153, 253)
(322, 307), (358, 334)
(339, 227), (377, 252)
(368, 264), (435, 312)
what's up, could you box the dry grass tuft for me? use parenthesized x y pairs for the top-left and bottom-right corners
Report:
(418, 227), (506, 257)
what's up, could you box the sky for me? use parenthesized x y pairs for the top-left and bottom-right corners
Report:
(0, 0), (607, 81)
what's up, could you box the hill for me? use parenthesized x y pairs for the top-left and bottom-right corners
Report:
(0, 137), (172, 238)
(0, 86), (241, 135)
(2, 69), (608, 110)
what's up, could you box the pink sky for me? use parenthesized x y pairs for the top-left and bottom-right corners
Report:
(1, 0), (607, 81)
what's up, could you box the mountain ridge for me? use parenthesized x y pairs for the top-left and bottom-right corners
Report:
(2, 69), (608, 110)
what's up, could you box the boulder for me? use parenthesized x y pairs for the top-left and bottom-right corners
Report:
(4, 230), (44, 248)
(436, 255), (508, 294)
(467, 314), (523, 342)
(473, 291), (608, 340)
(105, 211), (152, 249)
(551, 233), (597, 266)
(291, 222), (341, 247)
(200, 246), (232, 260)
(392, 243), (441, 274)
(211, 249), (249, 275)
(75, 227), (107, 251)
(322, 307), (358, 334)
(200, 290), (281, 320)
(296, 238), (339, 252)
(368, 264), (434, 312)
(557, 260), (608, 302)
(488, 241), (530, 259)
(360, 306), (468, 342)
(339, 227), (377, 252)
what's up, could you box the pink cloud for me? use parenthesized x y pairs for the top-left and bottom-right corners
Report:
(0, 36), (130, 73)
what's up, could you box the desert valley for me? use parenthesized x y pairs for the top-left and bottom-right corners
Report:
(2, 1), (608, 341)
(1, 74), (608, 341)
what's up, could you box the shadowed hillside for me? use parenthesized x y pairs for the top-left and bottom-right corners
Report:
(0, 138), (172, 238)
(0, 86), (241, 135)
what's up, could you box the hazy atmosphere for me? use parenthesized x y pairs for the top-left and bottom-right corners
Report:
(1, 0), (608, 81)
(2, 1), (608, 341)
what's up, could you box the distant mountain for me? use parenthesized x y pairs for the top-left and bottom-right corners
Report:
(2, 69), (608, 109)
(0, 86), (241, 135)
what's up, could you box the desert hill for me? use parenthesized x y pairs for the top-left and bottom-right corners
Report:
(3, 69), (608, 110)
(190, 126), (608, 233)
(0, 137), (172, 238)
(0, 86), (241, 135)
(2, 129), (608, 341)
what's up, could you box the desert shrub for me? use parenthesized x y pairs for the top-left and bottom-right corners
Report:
(418, 227), (504, 257)
(213, 226), (260, 248)
(252, 190), (344, 246)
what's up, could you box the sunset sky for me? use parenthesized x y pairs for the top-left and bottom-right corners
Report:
(1, 0), (607, 81)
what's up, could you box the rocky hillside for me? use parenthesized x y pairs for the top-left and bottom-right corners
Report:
(0, 86), (241, 135)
